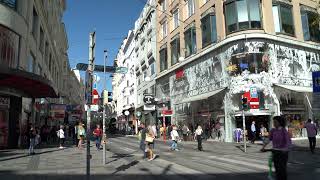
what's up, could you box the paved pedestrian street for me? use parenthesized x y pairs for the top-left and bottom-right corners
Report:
(0, 136), (319, 180)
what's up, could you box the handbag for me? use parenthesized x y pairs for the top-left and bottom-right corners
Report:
(145, 134), (154, 143)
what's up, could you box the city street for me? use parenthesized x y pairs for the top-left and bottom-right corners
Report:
(0, 136), (319, 180)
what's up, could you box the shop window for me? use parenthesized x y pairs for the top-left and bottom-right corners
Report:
(227, 53), (268, 76)
(171, 37), (180, 65)
(0, 0), (16, 9)
(201, 14), (217, 48)
(301, 10), (320, 42)
(184, 27), (197, 57)
(225, 0), (262, 34)
(160, 47), (168, 72)
(272, 4), (295, 35)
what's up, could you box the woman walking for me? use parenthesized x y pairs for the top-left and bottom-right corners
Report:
(29, 127), (36, 155)
(170, 125), (180, 151)
(145, 126), (155, 161)
(261, 116), (291, 180)
(78, 124), (85, 149)
(57, 125), (65, 149)
(194, 125), (203, 151)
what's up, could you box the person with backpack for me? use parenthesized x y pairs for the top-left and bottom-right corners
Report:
(194, 125), (204, 151)
(261, 116), (292, 180)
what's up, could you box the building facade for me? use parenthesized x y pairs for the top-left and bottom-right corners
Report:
(134, 0), (158, 128)
(113, 30), (137, 132)
(156, 0), (320, 142)
(0, 0), (83, 148)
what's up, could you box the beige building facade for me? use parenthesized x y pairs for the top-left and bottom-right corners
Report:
(155, 0), (320, 142)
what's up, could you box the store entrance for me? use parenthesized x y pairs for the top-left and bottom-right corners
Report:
(235, 115), (270, 141)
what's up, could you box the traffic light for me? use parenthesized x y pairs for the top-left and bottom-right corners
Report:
(242, 97), (248, 110)
(103, 90), (112, 105)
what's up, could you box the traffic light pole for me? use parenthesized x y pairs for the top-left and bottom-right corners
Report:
(102, 50), (107, 165)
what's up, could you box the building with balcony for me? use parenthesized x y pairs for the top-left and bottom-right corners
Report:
(134, 0), (158, 127)
(155, 0), (320, 142)
(112, 30), (137, 132)
(0, 0), (83, 148)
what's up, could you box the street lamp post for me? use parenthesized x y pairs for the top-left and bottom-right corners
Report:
(102, 50), (107, 165)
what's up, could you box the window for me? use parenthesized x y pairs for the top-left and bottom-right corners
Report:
(0, 25), (20, 68)
(138, 94), (141, 104)
(272, 4), (294, 35)
(40, 27), (44, 53)
(150, 85), (155, 95)
(32, 7), (39, 38)
(225, 0), (261, 33)
(187, 0), (195, 17)
(0, 0), (17, 9)
(160, 0), (166, 11)
(301, 10), (320, 42)
(160, 47), (168, 72)
(173, 9), (179, 29)
(28, 53), (35, 73)
(227, 53), (268, 76)
(201, 14), (217, 48)
(184, 27), (196, 57)
(143, 89), (148, 95)
(161, 21), (167, 39)
(150, 62), (155, 76)
(143, 70), (147, 81)
(171, 37), (180, 65)
(37, 64), (42, 75)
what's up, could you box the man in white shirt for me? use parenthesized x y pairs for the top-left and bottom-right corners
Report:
(170, 125), (179, 151)
(251, 121), (256, 144)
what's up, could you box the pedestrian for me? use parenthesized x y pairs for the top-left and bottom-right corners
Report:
(152, 124), (157, 139)
(29, 127), (36, 155)
(74, 122), (79, 146)
(145, 126), (156, 161)
(194, 125), (203, 151)
(304, 119), (317, 154)
(251, 121), (256, 144)
(182, 124), (190, 141)
(57, 125), (65, 149)
(93, 124), (102, 150)
(170, 125), (180, 151)
(260, 124), (268, 144)
(261, 116), (291, 180)
(138, 123), (147, 159)
(78, 123), (85, 149)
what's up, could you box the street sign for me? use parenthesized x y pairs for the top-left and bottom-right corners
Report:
(92, 89), (99, 105)
(313, 71), (320, 93)
(115, 67), (128, 74)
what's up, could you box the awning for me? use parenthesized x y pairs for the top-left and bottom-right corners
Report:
(178, 87), (226, 104)
(234, 110), (272, 116)
(0, 67), (58, 98)
(274, 84), (313, 93)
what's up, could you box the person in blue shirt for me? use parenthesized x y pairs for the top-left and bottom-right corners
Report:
(251, 121), (256, 144)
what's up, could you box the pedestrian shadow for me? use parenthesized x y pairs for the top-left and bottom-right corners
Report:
(105, 153), (135, 165)
(235, 144), (253, 152)
(111, 160), (139, 174)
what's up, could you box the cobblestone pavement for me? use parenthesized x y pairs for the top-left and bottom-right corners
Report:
(0, 136), (319, 180)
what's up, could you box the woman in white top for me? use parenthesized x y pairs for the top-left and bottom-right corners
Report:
(57, 125), (65, 149)
(194, 126), (203, 151)
(170, 125), (180, 151)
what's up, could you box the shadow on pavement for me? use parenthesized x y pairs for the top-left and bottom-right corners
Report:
(0, 170), (316, 180)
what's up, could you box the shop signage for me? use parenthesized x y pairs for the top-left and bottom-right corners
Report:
(0, 97), (10, 108)
(175, 68), (184, 80)
(162, 110), (172, 115)
(313, 71), (320, 93)
(144, 105), (155, 111)
(143, 94), (155, 105)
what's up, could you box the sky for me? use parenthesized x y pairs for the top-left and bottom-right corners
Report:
(63, 0), (145, 94)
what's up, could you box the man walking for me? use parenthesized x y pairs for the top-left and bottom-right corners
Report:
(139, 123), (147, 159)
(305, 119), (317, 153)
(93, 124), (102, 150)
(251, 121), (256, 144)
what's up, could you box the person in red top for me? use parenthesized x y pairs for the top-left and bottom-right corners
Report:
(93, 124), (102, 150)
